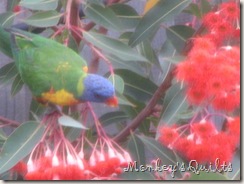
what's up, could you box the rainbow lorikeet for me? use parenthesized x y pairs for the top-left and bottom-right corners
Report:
(2, 28), (118, 107)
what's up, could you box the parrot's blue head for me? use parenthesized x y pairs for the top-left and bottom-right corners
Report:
(80, 74), (118, 107)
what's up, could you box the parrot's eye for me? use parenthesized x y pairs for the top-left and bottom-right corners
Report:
(94, 93), (102, 99)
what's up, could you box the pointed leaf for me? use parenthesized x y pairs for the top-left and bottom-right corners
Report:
(84, 3), (122, 31)
(114, 69), (159, 102)
(11, 74), (24, 96)
(129, 0), (191, 46)
(109, 4), (140, 30)
(157, 86), (189, 138)
(127, 133), (146, 165)
(106, 54), (143, 75)
(58, 115), (88, 129)
(137, 135), (177, 166)
(0, 122), (45, 174)
(184, 3), (201, 18)
(108, 74), (124, 94)
(0, 12), (17, 28)
(20, 0), (58, 11)
(0, 26), (12, 58)
(29, 99), (46, 120)
(136, 39), (158, 63)
(0, 62), (18, 84)
(166, 25), (195, 53)
(83, 31), (148, 62)
(200, 0), (212, 17)
(116, 92), (136, 106)
(98, 111), (129, 128)
(23, 10), (62, 27)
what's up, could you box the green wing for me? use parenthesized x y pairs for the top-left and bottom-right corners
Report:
(11, 29), (87, 100)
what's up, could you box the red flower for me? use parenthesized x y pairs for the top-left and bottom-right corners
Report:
(174, 137), (193, 155)
(203, 12), (222, 29)
(220, 1), (240, 20)
(227, 117), (240, 136)
(191, 120), (217, 139)
(212, 21), (234, 38)
(212, 89), (240, 112)
(186, 140), (211, 163)
(209, 133), (234, 163)
(186, 87), (208, 105)
(190, 37), (216, 52)
(158, 127), (179, 146)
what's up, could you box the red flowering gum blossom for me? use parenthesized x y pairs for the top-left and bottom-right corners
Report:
(219, 1), (240, 20)
(158, 126), (179, 146)
(191, 120), (217, 139)
(158, 117), (240, 165)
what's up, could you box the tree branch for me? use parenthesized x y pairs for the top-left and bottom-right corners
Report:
(66, 0), (81, 44)
(113, 67), (175, 142)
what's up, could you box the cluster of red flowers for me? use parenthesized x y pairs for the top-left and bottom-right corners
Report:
(12, 137), (131, 180)
(158, 116), (240, 164)
(176, 1), (240, 112)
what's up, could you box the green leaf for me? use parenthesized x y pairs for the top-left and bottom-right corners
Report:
(0, 27), (12, 58)
(58, 115), (88, 129)
(84, 3), (122, 31)
(11, 74), (24, 96)
(157, 56), (173, 86)
(109, 4), (141, 30)
(116, 92), (136, 107)
(84, 0), (105, 6)
(99, 111), (129, 128)
(136, 39), (158, 63)
(0, 62), (18, 84)
(0, 129), (7, 141)
(200, 0), (212, 17)
(0, 121), (45, 174)
(106, 54), (143, 75)
(120, 96), (146, 119)
(137, 135), (177, 166)
(188, 172), (229, 180)
(29, 99), (46, 120)
(83, 31), (148, 62)
(23, 10), (62, 27)
(54, 29), (79, 53)
(129, 0), (191, 46)
(157, 85), (189, 135)
(184, 3), (201, 18)
(166, 25), (195, 53)
(114, 69), (159, 102)
(108, 74), (124, 94)
(162, 83), (182, 109)
(127, 133), (146, 165)
(0, 12), (17, 28)
(20, 0), (59, 11)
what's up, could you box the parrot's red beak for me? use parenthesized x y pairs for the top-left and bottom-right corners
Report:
(105, 96), (118, 107)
